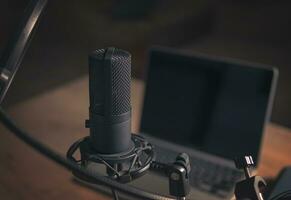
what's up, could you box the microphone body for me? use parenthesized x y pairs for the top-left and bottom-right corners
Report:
(87, 47), (133, 155)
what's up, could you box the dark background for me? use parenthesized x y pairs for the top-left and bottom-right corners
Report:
(0, 0), (291, 128)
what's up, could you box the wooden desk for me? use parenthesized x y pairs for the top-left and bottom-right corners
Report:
(0, 77), (290, 199)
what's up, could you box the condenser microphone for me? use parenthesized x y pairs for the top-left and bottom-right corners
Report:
(86, 47), (133, 155)
(67, 47), (189, 198)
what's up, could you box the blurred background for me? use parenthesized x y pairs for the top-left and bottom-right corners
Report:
(0, 0), (291, 128)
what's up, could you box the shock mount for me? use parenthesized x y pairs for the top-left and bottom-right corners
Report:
(67, 134), (191, 199)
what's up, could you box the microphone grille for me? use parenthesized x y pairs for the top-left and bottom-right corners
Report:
(111, 49), (131, 115)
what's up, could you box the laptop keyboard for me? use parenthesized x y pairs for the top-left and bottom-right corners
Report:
(153, 145), (244, 198)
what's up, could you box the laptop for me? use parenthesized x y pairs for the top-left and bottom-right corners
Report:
(132, 46), (278, 200)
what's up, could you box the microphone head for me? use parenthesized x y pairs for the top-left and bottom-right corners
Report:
(88, 47), (133, 154)
(89, 48), (131, 117)
(110, 49), (131, 116)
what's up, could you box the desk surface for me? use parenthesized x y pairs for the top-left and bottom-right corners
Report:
(0, 77), (290, 200)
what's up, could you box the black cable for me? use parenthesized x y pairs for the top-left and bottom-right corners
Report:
(0, 107), (176, 200)
(111, 188), (119, 200)
(269, 190), (291, 200)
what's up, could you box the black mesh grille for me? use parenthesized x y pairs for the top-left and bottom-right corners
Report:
(111, 49), (131, 115)
(88, 48), (106, 115)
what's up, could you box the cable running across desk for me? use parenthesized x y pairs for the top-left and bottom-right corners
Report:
(0, 107), (176, 200)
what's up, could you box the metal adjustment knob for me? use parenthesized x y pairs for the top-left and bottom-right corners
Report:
(175, 153), (191, 176)
(234, 155), (266, 200)
(168, 153), (191, 199)
(234, 155), (255, 179)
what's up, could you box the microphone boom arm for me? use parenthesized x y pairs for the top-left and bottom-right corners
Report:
(0, 0), (48, 103)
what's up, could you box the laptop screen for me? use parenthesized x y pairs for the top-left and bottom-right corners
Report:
(140, 47), (277, 162)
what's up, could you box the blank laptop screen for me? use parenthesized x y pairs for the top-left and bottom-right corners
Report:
(140, 48), (276, 162)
